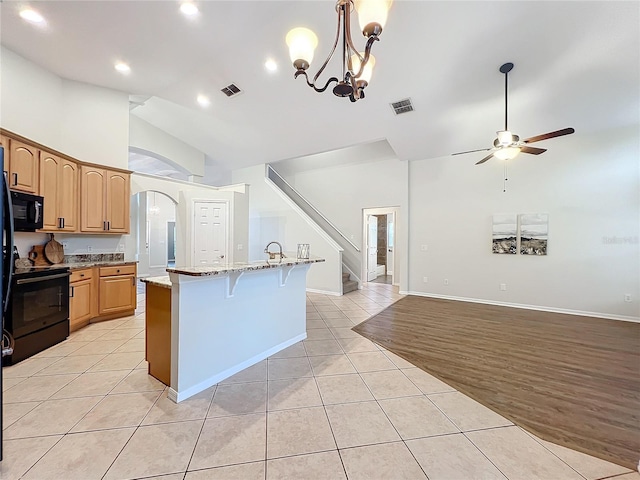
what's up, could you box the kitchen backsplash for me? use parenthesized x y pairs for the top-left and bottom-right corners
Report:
(14, 232), (126, 259)
(64, 253), (125, 263)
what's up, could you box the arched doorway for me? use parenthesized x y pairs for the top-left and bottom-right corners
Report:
(132, 190), (177, 277)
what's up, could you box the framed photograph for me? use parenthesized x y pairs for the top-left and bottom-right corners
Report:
(520, 214), (548, 255)
(492, 214), (517, 254)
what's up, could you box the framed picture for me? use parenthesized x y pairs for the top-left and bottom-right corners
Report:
(492, 214), (517, 254)
(520, 214), (548, 255)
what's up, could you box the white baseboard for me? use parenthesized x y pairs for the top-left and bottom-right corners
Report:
(306, 288), (341, 296)
(406, 291), (640, 323)
(169, 332), (307, 403)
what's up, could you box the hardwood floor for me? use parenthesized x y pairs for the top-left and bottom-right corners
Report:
(352, 296), (640, 469)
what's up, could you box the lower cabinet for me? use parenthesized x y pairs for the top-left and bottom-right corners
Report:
(98, 265), (136, 315)
(69, 269), (93, 331)
(69, 264), (137, 332)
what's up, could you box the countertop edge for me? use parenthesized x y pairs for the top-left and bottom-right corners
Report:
(166, 258), (325, 277)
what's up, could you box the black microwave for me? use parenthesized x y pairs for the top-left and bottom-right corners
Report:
(11, 191), (44, 231)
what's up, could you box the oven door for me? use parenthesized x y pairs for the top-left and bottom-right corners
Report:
(8, 272), (70, 338)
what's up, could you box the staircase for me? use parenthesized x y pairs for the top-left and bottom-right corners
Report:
(342, 272), (358, 294)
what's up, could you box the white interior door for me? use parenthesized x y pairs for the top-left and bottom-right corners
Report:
(367, 215), (378, 281)
(387, 214), (394, 276)
(193, 201), (228, 265)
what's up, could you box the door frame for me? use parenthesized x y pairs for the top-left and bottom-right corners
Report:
(191, 199), (230, 266)
(361, 206), (400, 286)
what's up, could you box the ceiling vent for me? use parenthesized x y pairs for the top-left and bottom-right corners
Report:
(221, 83), (243, 97)
(390, 98), (414, 115)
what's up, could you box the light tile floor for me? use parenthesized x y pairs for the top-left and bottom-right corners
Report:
(2, 282), (638, 480)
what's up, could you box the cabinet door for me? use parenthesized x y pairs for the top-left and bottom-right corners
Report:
(0, 135), (10, 176)
(99, 275), (136, 315)
(39, 151), (62, 230)
(59, 159), (78, 231)
(69, 279), (92, 331)
(80, 166), (106, 232)
(9, 140), (39, 194)
(105, 170), (130, 233)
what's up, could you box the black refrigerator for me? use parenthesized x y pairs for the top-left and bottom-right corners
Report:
(1, 145), (16, 461)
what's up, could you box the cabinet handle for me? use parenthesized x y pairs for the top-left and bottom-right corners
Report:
(80, 273), (85, 277)
(70, 285), (75, 298)
(61, 217), (65, 228)
(132, 277), (135, 286)
(103, 221), (107, 231)
(107, 221), (110, 231)
(116, 269), (120, 273)
(12, 172), (17, 186)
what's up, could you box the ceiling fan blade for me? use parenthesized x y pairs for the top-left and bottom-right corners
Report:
(475, 152), (495, 165)
(523, 127), (575, 144)
(520, 146), (547, 155)
(452, 148), (491, 156)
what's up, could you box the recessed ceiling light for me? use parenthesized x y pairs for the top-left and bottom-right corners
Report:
(19, 8), (46, 25)
(264, 59), (278, 72)
(180, 2), (199, 16)
(115, 62), (131, 74)
(197, 95), (210, 107)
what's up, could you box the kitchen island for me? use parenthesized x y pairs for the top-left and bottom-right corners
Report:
(142, 257), (324, 402)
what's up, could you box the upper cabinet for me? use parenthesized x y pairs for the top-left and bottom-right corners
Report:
(9, 140), (39, 194)
(1, 129), (131, 235)
(80, 166), (130, 233)
(1, 135), (10, 176)
(40, 151), (78, 232)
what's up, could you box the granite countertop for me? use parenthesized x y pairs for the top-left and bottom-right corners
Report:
(25, 260), (138, 270)
(140, 276), (171, 288)
(166, 256), (325, 277)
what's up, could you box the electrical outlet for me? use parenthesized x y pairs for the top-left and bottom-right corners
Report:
(62, 242), (69, 249)
(87, 246), (93, 253)
(420, 244), (428, 252)
(423, 276), (428, 283)
(237, 244), (243, 250)
(624, 294), (632, 303)
(500, 283), (507, 291)
(118, 244), (125, 252)
(444, 279), (449, 286)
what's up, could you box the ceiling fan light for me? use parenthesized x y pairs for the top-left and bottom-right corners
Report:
(354, 0), (393, 34)
(286, 27), (318, 69)
(350, 53), (375, 84)
(496, 130), (513, 146)
(494, 146), (521, 161)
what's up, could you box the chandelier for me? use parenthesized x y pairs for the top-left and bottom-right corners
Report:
(286, 0), (393, 102)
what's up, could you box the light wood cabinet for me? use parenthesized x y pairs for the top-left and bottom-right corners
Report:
(40, 152), (78, 231)
(69, 272), (93, 332)
(98, 269), (136, 316)
(145, 283), (171, 386)
(1, 135), (10, 176)
(105, 170), (130, 233)
(9, 140), (39, 194)
(80, 166), (130, 233)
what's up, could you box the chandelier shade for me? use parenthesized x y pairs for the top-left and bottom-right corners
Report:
(286, 0), (392, 102)
(354, 0), (393, 34)
(285, 27), (318, 70)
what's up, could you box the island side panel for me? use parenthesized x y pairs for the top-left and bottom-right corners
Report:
(169, 265), (309, 402)
(145, 283), (171, 386)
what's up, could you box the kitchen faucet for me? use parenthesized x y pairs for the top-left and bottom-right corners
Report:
(264, 241), (286, 260)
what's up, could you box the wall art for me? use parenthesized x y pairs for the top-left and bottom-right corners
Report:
(520, 213), (548, 255)
(492, 214), (517, 254)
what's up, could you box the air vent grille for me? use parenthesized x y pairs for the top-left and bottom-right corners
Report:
(221, 83), (242, 97)
(390, 98), (414, 115)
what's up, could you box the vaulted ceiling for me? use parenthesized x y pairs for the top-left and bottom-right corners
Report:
(1, 1), (638, 173)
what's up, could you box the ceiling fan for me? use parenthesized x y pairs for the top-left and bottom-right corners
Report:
(453, 62), (575, 165)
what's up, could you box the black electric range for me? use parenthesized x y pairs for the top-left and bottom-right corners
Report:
(4, 266), (71, 365)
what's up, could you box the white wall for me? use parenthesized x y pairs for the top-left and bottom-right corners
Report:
(280, 158), (409, 291)
(232, 165), (343, 295)
(0, 46), (129, 168)
(130, 115), (205, 177)
(408, 126), (640, 320)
